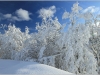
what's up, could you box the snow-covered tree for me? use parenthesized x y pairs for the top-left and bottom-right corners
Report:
(89, 23), (100, 74)
(61, 2), (97, 74)
(36, 6), (64, 67)
(82, 9), (100, 74)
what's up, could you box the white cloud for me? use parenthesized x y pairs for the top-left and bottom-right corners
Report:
(83, 6), (100, 13)
(38, 5), (56, 19)
(15, 8), (31, 21)
(0, 8), (32, 22)
(4, 14), (12, 18)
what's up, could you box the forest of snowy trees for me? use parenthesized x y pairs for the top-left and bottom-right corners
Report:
(0, 2), (100, 74)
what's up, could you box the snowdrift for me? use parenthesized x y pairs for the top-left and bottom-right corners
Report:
(0, 59), (75, 75)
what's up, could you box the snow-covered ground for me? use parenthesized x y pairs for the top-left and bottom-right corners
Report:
(0, 59), (75, 75)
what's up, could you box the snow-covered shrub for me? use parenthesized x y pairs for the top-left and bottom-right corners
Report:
(0, 24), (33, 60)
(0, 24), (24, 59)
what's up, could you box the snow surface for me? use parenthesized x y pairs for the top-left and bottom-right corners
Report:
(0, 59), (75, 75)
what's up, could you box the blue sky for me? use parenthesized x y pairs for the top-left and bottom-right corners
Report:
(0, 1), (100, 33)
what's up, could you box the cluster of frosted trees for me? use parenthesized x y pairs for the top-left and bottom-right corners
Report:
(0, 2), (100, 74)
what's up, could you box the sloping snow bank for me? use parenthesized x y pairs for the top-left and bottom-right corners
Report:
(0, 59), (75, 75)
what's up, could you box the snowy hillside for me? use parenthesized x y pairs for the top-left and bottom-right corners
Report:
(0, 59), (74, 75)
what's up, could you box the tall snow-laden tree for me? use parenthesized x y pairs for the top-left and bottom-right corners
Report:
(81, 8), (100, 74)
(36, 6), (64, 67)
(61, 2), (97, 74)
(89, 23), (100, 74)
